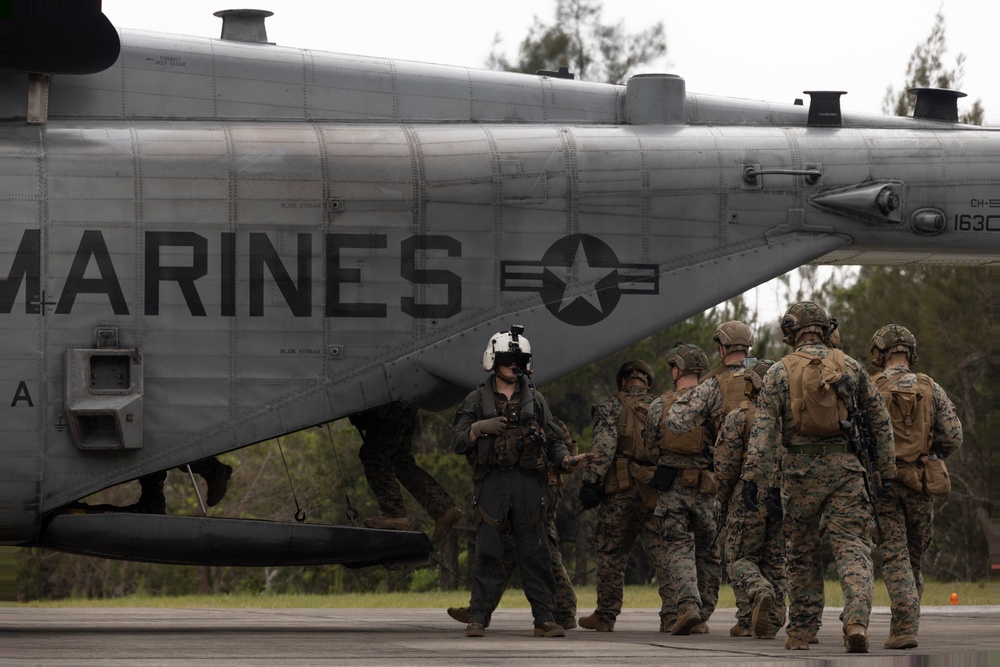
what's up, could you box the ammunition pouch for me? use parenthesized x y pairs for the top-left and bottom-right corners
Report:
(895, 460), (924, 493)
(471, 422), (546, 480)
(629, 461), (658, 509)
(922, 456), (951, 497)
(677, 468), (716, 495)
(603, 458), (657, 508)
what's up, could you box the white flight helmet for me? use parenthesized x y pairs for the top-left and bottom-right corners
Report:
(482, 325), (533, 373)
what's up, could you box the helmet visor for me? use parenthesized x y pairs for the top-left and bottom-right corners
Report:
(495, 352), (531, 369)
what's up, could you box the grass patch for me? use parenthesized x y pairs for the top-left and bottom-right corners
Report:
(20, 580), (991, 608)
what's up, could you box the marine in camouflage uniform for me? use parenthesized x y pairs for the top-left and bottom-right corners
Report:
(644, 343), (721, 635)
(661, 323), (754, 635)
(741, 302), (896, 653)
(869, 324), (963, 650)
(452, 327), (592, 638)
(350, 401), (461, 542)
(714, 359), (786, 640)
(577, 361), (672, 632)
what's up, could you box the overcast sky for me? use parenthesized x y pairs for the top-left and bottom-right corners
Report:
(102, 0), (997, 125)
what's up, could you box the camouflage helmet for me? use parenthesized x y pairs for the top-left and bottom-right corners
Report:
(870, 323), (918, 367)
(665, 342), (709, 377)
(616, 360), (654, 389)
(744, 358), (774, 397)
(712, 320), (754, 353)
(780, 301), (832, 345)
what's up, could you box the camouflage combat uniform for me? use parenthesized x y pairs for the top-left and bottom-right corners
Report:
(645, 387), (721, 629)
(350, 402), (456, 521)
(715, 405), (786, 636)
(658, 366), (749, 628)
(874, 365), (963, 639)
(583, 386), (672, 628)
(452, 375), (571, 628)
(742, 341), (896, 643)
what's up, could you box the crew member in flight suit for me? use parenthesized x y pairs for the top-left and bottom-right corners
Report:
(452, 325), (594, 638)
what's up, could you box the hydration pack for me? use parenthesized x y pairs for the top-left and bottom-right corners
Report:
(703, 364), (747, 431)
(616, 391), (654, 463)
(657, 390), (704, 455)
(784, 348), (847, 436)
(874, 372), (934, 462)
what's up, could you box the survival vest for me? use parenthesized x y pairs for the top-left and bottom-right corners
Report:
(784, 348), (848, 437)
(469, 379), (547, 480)
(703, 364), (747, 432)
(657, 390), (704, 455)
(874, 371), (934, 462)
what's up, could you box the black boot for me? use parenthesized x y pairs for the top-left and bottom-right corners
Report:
(189, 458), (233, 507)
(125, 472), (166, 514)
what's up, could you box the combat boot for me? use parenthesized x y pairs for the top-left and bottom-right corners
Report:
(430, 506), (462, 544)
(730, 623), (751, 637)
(579, 612), (614, 632)
(533, 621), (566, 637)
(555, 615), (577, 630)
(844, 624), (869, 653)
(447, 607), (470, 624)
(363, 514), (409, 530)
(464, 621), (485, 637)
(750, 592), (775, 638)
(784, 635), (810, 650)
(884, 634), (918, 649)
(690, 622), (709, 634)
(126, 474), (166, 514)
(203, 463), (232, 507)
(670, 609), (702, 635)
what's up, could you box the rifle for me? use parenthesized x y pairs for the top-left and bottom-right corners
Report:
(832, 374), (883, 543)
(710, 498), (728, 550)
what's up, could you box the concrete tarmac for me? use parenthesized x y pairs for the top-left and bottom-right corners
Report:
(5, 605), (998, 666)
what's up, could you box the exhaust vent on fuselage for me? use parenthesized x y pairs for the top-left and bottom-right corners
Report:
(909, 88), (966, 122)
(214, 9), (274, 44)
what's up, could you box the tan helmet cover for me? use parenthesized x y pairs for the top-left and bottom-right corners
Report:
(713, 320), (754, 352)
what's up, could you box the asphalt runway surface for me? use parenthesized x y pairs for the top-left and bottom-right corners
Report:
(5, 605), (998, 666)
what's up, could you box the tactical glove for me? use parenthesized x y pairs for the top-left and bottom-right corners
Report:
(579, 481), (604, 510)
(764, 486), (782, 521)
(471, 416), (508, 438)
(741, 480), (759, 513)
(649, 465), (678, 492)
